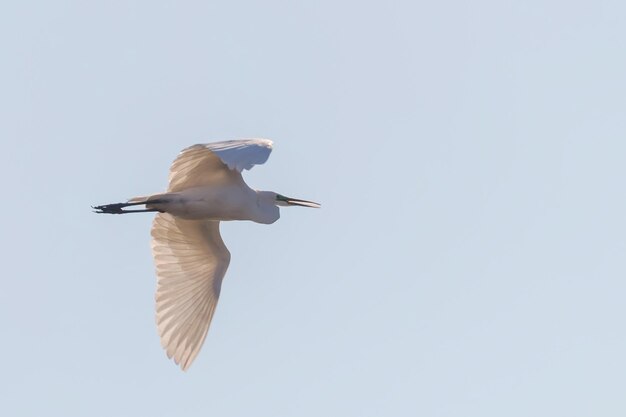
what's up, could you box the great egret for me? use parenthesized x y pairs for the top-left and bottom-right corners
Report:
(94, 139), (319, 370)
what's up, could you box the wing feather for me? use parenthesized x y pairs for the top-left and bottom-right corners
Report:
(151, 213), (231, 370)
(167, 139), (273, 192)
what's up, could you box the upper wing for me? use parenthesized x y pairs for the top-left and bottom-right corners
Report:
(151, 213), (231, 371)
(167, 139), (273, 192)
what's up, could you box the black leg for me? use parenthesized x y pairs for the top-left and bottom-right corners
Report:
(92, 201), (163, 214)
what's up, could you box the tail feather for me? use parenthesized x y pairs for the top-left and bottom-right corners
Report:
(128, 195), (150, 203)
(129, 193), (169, 204)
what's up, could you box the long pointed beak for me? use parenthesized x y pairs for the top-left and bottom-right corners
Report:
(287, 198), (320, 208)
(279, 195), (321, 208)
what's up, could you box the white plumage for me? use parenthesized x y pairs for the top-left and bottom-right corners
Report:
(94, 139), (319, 370)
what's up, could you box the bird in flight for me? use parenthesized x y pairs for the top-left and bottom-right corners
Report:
(94, 139), (319, 370)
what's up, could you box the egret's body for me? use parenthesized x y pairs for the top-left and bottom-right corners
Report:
(94, 139), (319, 370)
(147, 185), (270, 222)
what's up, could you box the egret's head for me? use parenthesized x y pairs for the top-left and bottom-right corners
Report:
(274, 193), (321, 208)
(254, 191), (319, 224)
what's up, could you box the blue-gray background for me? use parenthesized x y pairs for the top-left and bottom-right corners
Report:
(2, 1), (625, 416)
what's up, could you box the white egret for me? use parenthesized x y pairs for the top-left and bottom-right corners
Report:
(94, 139), (319, 370)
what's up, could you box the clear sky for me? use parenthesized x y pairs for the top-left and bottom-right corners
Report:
(1, 1), (625, 416)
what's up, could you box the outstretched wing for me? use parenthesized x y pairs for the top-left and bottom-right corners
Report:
(151, 213), (231, 370)
(167, 139), (273, 192)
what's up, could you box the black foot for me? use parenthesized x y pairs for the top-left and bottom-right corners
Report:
(93, 203), (130, 214)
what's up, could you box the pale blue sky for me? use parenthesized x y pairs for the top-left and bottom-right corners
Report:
(2, 1), (626, 416)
